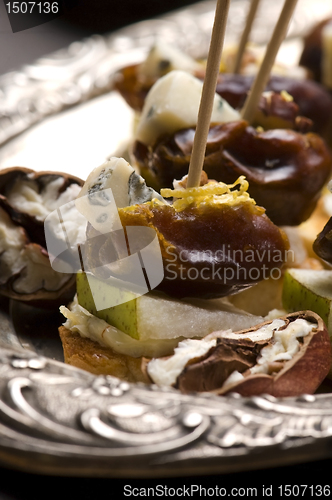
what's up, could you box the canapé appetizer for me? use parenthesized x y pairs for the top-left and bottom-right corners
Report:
(115, 40), (332, 136)
(56, 0), (332, 394)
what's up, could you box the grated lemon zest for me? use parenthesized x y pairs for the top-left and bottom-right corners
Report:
(280, 90), (293, 102)
(160, 176), (256, 211)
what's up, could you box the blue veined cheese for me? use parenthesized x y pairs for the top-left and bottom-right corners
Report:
(138, 40), (202, 81)
(322, 21), (332, 89)
(75, 157), (166, 233)
(135, 70), (241, 146)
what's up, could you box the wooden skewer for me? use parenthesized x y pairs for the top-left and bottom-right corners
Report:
(233, 0), (261, 75)
(241, 0), (298, 123)
(186, 0), (230, 189)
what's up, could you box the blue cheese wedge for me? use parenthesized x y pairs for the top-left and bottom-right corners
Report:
(75, 157), (165, 234)
(135, 70), (241, 146)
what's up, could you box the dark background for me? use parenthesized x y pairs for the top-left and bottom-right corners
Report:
(1, 0), (332, 497)
(59, 0), (205, 33)
(0, 459), (332, 499)
(0, 0), (204, 74)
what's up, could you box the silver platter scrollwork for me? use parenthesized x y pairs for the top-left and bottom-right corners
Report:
(1, 305), (332, 477)
(1, 0), (332, 477)
(0, 339), (332, 476)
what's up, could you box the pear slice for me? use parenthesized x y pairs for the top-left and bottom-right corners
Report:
(282, 268), (332, 337)
(76, 271), (264, 341)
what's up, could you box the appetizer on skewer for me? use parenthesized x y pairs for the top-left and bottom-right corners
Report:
(58, 155), (288, 382)
(54, 0), (332, 394)
(56, 155), (331, 392)
(131, 70), (332, 226)
(114, 40), (332, 136)
(79, 160), (289, 299)
(67, 154), (289, 295)
(300, 17), (332, 89)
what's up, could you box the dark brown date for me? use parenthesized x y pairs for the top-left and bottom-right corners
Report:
(313, 216), (332, 265)
(84, 195), (290, 299)
(215, 73), (332, 136)
(133, 120), (332, 226)
(299, 17), (332, 83)
(115, 64), (332, 135)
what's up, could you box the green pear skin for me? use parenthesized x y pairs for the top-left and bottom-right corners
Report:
(76, 272), (265, 342)
(76, 272), (139, 339)
(282, 269), (332, 337)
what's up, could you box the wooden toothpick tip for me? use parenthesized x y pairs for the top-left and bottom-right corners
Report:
(186, 0), (231, 189)
(241, 0), (299, 124)
(232, 0), (261, 75)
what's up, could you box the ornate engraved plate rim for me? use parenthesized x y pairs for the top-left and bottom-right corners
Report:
(1, 0), (332, 477)
(1, 336), (332, 477)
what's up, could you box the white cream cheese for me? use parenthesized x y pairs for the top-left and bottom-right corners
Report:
(0, 207), (70, 293)
(60, 297), (180, 358)
(147, 338), (217, 387)
(7, 176), (82, 221)
(250, 318), (315, 373)
(222, 318), (316, 388)
(217, 318), (286, 343)
(6, 175), (88, 262)
(147, 317), (316, 388)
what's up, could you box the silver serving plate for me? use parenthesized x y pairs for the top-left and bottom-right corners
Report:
(1, 0), (332, 477)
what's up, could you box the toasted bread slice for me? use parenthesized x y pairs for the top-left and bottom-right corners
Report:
(59, 326), (150, 383)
